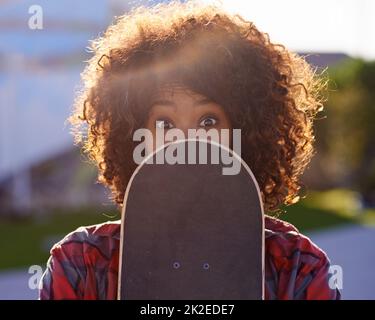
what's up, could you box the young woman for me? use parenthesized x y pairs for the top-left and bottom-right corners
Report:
(39, 1), (340, 300)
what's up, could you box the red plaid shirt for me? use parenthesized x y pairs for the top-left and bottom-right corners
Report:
(39, 216), (341, 300)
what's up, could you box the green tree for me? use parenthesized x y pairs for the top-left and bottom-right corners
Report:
(312, 59), (375, 206)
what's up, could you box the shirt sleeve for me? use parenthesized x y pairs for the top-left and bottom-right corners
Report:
(290, 234), (342, 300)
(298, 253), (341, 300)
(266, 226), (342, 300)
(39, 244), (84, 300)
(39, 222), (120, 300)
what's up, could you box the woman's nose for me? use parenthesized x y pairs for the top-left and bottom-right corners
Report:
(177, 122), (196, 137)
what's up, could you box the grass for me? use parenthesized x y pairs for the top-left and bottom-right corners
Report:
(280, 202), (354, 232)
(281, 189), (375, 232)
(0, 189), (374, 271)
(0, 207), (119, 271)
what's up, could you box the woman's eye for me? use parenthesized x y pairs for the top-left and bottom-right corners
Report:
(199, 117), (217, 128)
(156, 119), (174, 130)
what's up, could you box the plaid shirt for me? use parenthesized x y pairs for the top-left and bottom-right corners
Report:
(39, 216), (341, 300)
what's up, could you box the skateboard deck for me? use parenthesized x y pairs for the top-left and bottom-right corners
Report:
(118, 139), (264, 299)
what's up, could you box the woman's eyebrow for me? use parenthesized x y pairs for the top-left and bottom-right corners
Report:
(150, 97), (213, 107)
(194, 98), (213, 106)
(150, 99), (176, 107)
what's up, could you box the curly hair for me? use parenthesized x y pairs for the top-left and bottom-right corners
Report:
(69, 0), (325, 213)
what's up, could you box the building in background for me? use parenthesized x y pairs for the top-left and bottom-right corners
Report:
(0, 0), (131, 215)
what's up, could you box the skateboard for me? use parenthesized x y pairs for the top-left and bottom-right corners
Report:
(118, 139), (264, 299)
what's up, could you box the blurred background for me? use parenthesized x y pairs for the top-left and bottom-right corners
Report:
(0, 0), (374, 299)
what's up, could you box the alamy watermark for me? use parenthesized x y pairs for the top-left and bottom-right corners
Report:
(28, 5), (43, 30)
(28, 265), (44, 290)
(133, 124), (242, 175)
(328, 264), (343, 290)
